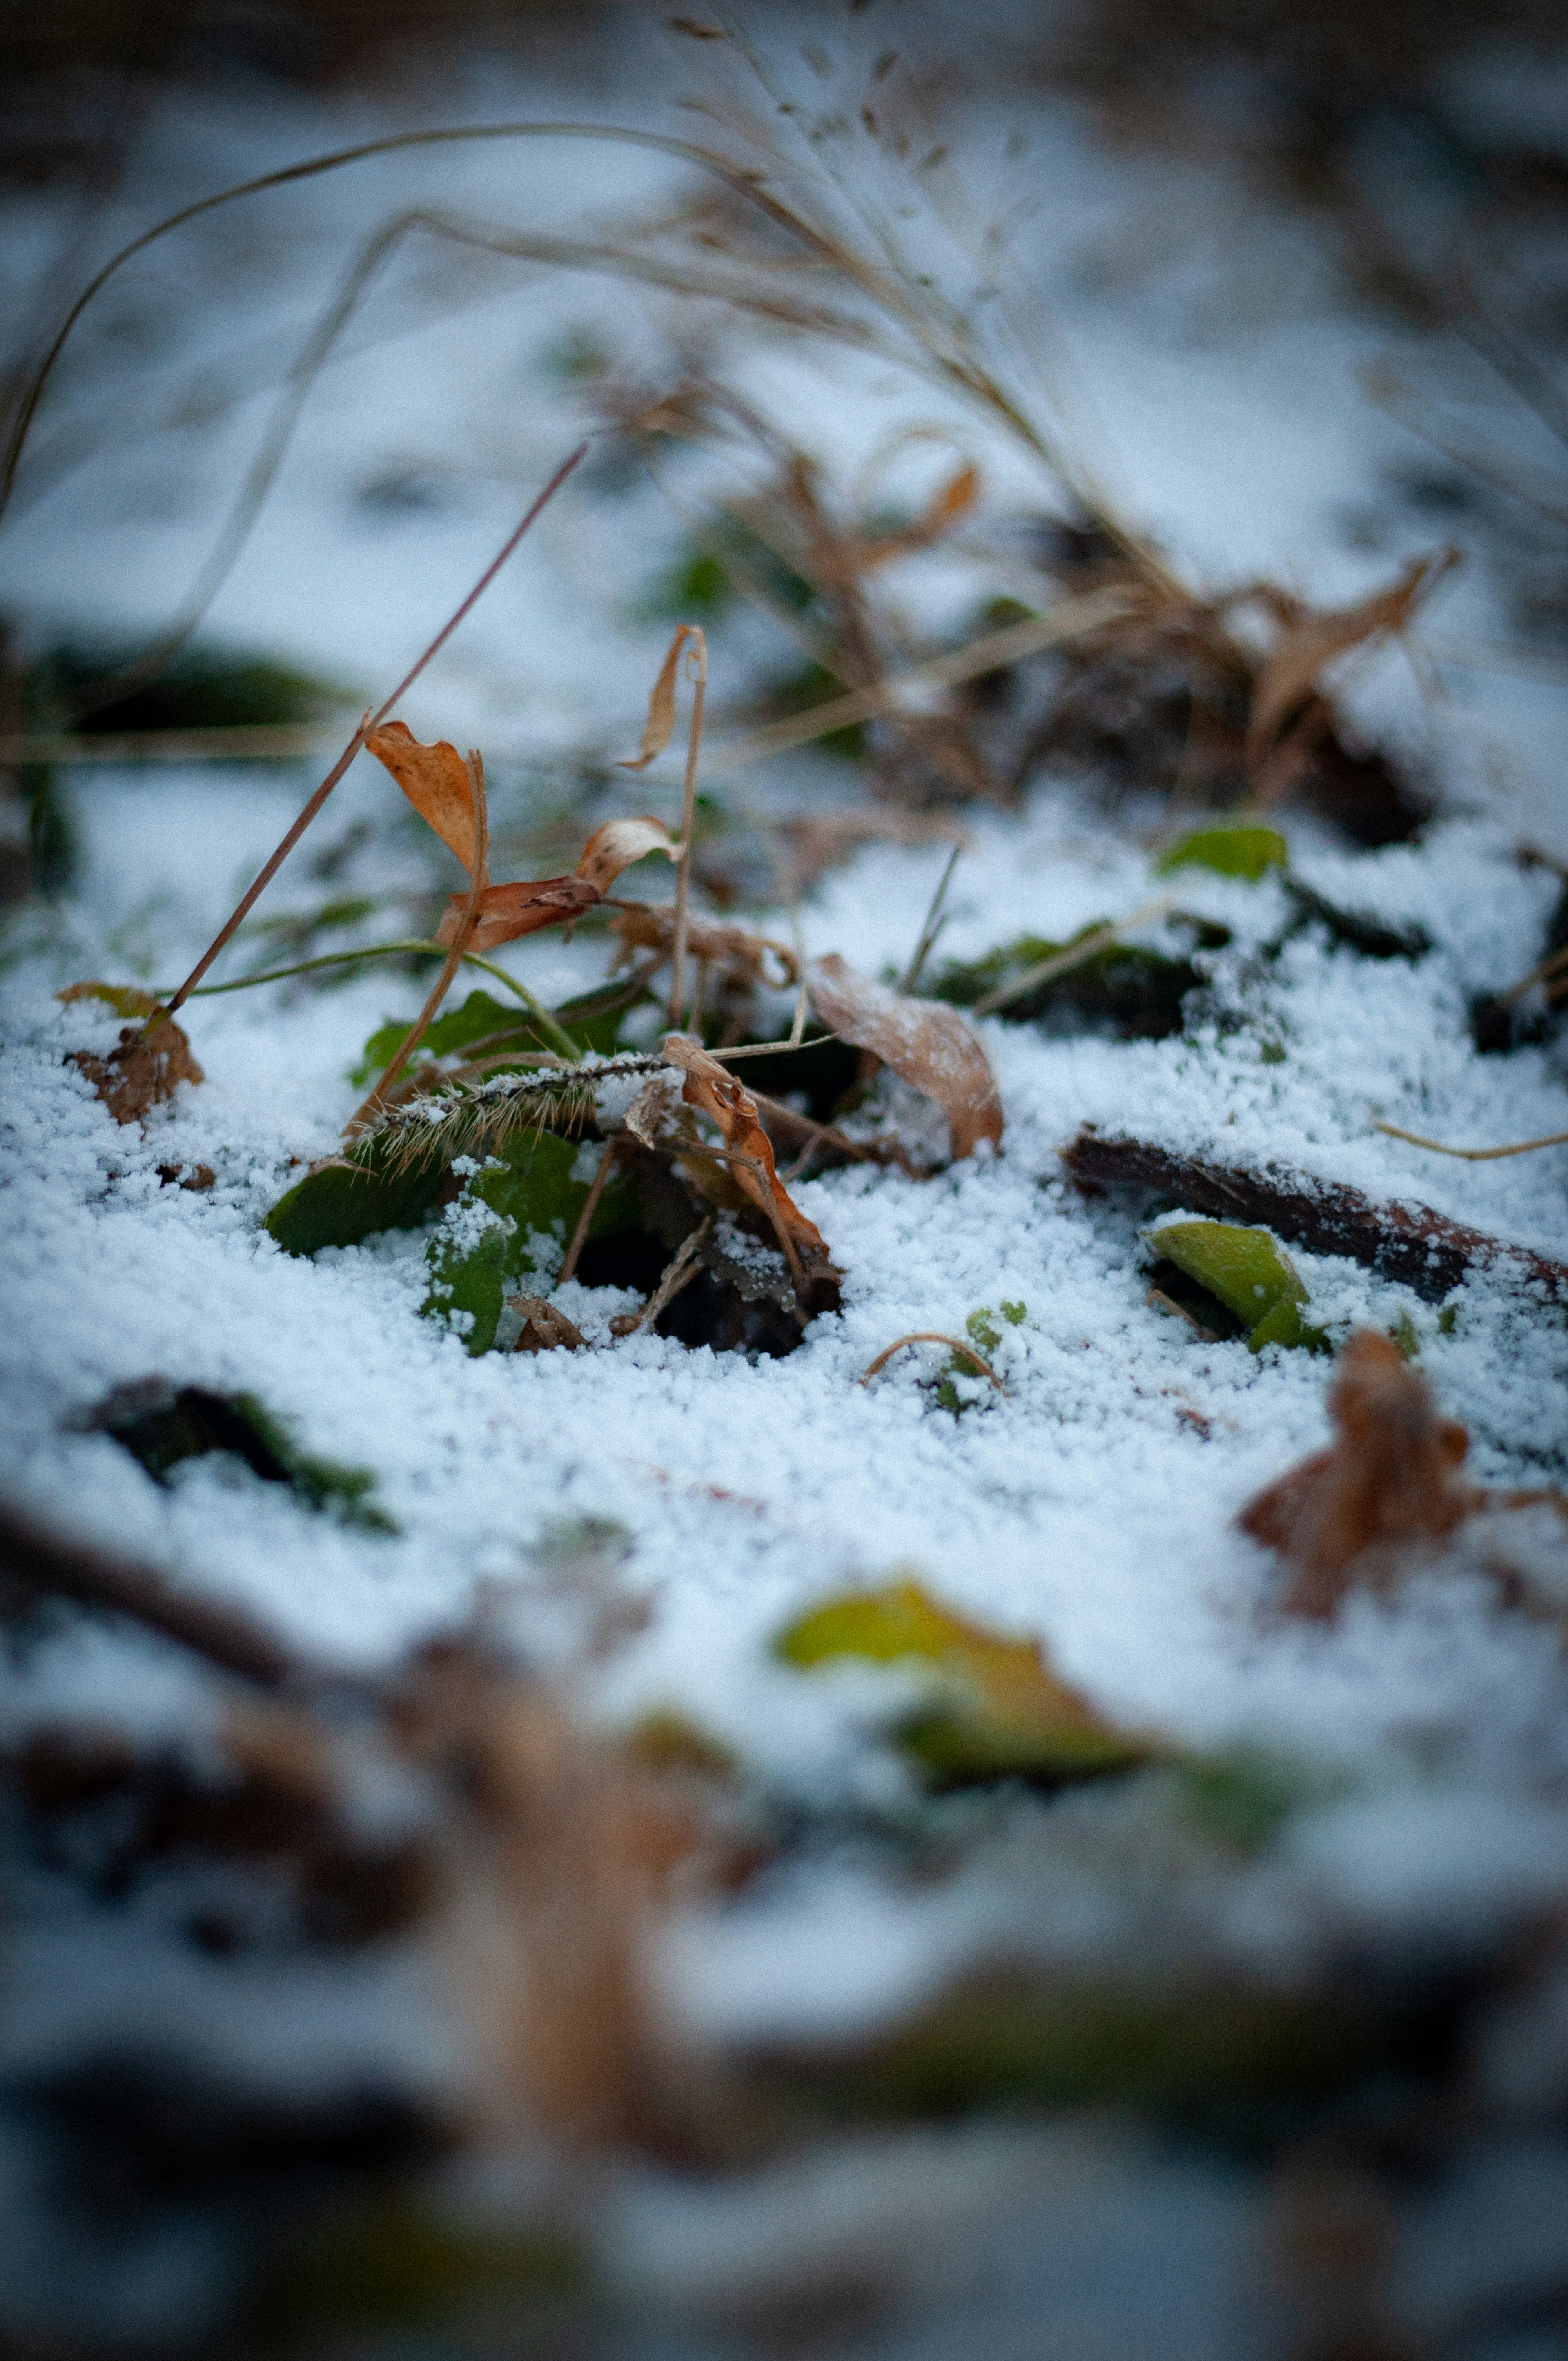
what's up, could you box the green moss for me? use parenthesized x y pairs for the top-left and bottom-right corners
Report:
(932, 922), (1224, 1040)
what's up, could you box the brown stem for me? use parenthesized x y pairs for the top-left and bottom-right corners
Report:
(558, 1139), (621, 1286)
(344, 750), (490, 1137)
(160, 444), (584, 1022)
(669, 630), (708, 1028)
(859, 1332), (1001, 1387)
(0, 1500), (294, 1687)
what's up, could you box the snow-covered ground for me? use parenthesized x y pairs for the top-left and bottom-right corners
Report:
(6, 19), (1568, 2352)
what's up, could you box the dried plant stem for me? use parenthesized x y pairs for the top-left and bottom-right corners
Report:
(160, 937), (567, 1030)
(558, 1140), (622, 1287)
(1500, 941), (1568, 1007)
(973, 892), (1180, 1017)
(860, 1333), (1002, 1387)
(1375, 1120), (1568, 1161)
(670, 630), (708, 1029)
(158, 445), (584, 1024)
(703, 588), (1135, 774)
(899, 840), (962, 994)
(615, 1217), (713, 1338)
(345, 751), (490, 1137)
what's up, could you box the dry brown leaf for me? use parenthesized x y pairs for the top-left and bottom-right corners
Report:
(366, 720), (479, 874)
(618, 624), (702, 771)
(611, 904), (798, 989)
(505, 1294), (586, 1353)
(434, 873), (601, 953)
(393, 1642), (711, 2155)
(661, 1034), (836, 1292)
(805, 953), (1003, 1160)
(72, 1015), (203, 1125)
(432, 817), (678, 953)
(1247, 553), (1449, 772)
(861, 459), (980, 570)
(1238, 1330), (1475, 1617)
(575, 815), (679, 895)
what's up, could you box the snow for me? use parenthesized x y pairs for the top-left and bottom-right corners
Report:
(6, 26), (1568, 2341)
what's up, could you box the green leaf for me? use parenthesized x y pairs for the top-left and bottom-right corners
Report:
(265, 1135), (447, 1256)
(352, 987), (631, 1087)
(1150, 1218), (1327, 1352)
(777, 1578), (1147, 1788)
(1154, 822), (1288, 882)
(421, 1131), (630, 1355)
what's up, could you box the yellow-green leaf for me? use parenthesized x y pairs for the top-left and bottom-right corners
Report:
(1155, 823), (1287, 883)
(776, 1578), (1146, 1787)
(1150, 1218), (1327, 1352)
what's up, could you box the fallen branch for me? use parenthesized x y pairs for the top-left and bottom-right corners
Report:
(1060, 1128), (1568, 1303)
(0, 1500), (294, 1687)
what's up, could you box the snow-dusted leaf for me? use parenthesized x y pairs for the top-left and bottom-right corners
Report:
(63, 983), (203, 1125)
(806, 953), (1002, 1158)
(365, 720), (478, 874)
(265, 1136), (447, 1256)
(574, 815), (679, 894)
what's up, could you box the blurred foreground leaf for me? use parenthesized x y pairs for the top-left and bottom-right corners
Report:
(1156, 822), (1287, 881)
(777, 1579), (1147, 1787)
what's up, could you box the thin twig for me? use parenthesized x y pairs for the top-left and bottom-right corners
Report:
(702, 588), (1136, 773)
(158, 445), (585, 1023)
(1375, 1120), (1568, 1161)
(558, 1140), (622, 1287)
(859, 1332), (1002, 1387)
(670, 628), (708, 1029)
(344, 751), (490, 1136)
(899, 839), (962, 994)
(1499, 941), (1568, 1009)
(787, 900), (809, 1046)
(613, 1217), (713, 1338)
(972, 892), (1180, 1017)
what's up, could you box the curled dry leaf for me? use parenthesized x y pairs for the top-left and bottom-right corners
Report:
(618, 624), (702, 772)
(661, 1034), (836, 1295)
(1238, 1330), (1475, 1617)
(366, 720), (479, 874)
(576, 815), (679, 895)
(1247, 551), (1451, 777)
(64, 982), (204, 1126)
(806, 953), (1003, 1159)
(434, 815), (678, 953)
(860, 459), (979, 572)
(501, 1294), (587, 1354)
